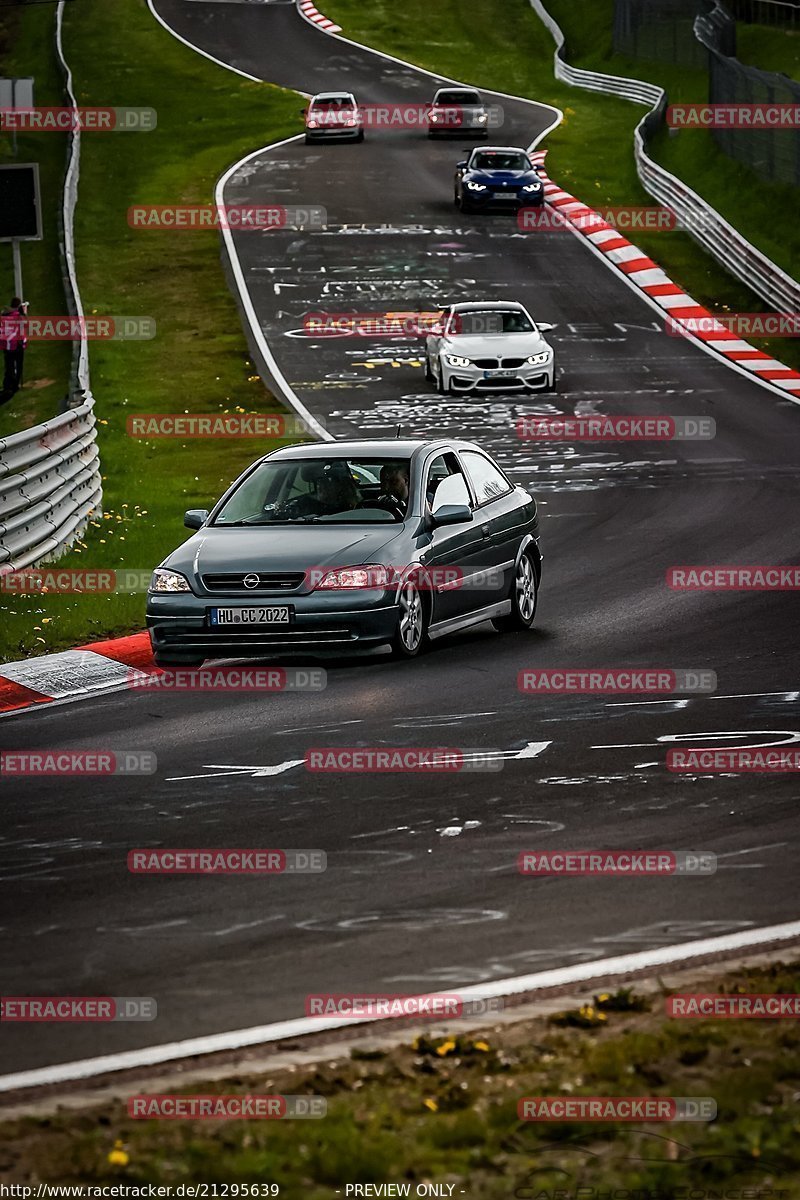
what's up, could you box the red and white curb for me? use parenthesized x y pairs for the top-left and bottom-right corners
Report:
(0, 633), (156, 717)
(297, 0), (341, 35)
(530, 150), (800, 399)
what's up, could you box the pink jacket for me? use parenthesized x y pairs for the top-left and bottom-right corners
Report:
(0, 309), (28, 352)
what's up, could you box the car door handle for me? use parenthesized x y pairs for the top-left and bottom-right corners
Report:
(481, 524), (491, 538)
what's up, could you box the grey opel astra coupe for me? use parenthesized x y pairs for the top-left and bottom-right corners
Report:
(146, 438), (541, 665)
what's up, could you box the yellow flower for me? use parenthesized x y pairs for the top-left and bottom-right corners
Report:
(107, 1140), (129, 1167)
(435, 1040), (456, 1057)
(473, 1041), (490, 1052)
(423, 1098), (438, 1112)
(597, 993), (610, 1002)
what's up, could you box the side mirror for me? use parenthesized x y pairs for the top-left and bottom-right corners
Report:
(456, 160), (468, 169)
(533, 164), (547, 176)
(431, 504), (472, 528)
(184, 509), (209, 530)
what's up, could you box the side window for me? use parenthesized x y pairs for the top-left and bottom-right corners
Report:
(461, 451), (511, 505)
(426, 453), (470, 513)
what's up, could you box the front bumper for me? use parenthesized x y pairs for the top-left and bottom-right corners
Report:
(442, 363), (554, 393)
(464, 189), (544, 208)
(305, 126), (362, 140)
(146, 589), (399, 659)
(429, 122), (489, 136)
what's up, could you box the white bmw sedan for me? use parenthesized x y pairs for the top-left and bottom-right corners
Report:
(425, 301), (555, 394)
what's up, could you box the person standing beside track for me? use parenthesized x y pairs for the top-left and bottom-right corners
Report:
(0, 296), (29, 407)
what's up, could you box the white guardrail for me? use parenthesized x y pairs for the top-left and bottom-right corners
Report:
(530, 0), (800, 313)
(0, 0), (102, 572)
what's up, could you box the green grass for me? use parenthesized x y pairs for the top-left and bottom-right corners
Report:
(737, 23), (800, 80)
(2, 959), (799, 1192)
(324, 0), (800, 371)
(0, 0), (306, 663)
(0, 3), (73, 429)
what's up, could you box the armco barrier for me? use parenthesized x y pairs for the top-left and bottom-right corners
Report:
(0, 1), (103, 571)
(0, 402), (102, 569)
(529, 0), (800, 313)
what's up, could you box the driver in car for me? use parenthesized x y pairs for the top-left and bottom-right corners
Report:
(274, 466), (360, 519)
(375, 464), (409, 518)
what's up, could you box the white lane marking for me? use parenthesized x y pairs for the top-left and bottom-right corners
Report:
(609, 691), (800, 707)
(215, 141), (331, 442)
(514, 740), (553, 758)
(167, 760), (305, 781)
(167, 742), (551, 782)
(2, 919), (798, 1093)
(594, 730), (800, 749)
(147, 0), (262, 81)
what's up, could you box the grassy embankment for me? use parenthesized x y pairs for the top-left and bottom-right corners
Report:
(2, 958), (798, 1193)
(0, 0), (304, 662)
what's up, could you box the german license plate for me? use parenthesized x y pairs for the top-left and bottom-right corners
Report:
(484, 369), (516, 378)
(209, 607), (291, 626)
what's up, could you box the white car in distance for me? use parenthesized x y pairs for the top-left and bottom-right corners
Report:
(425, 301), (555, 394)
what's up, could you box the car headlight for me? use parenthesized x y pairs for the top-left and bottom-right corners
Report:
(149, 568), (192, 593)
(446, 354), (472, 368)
(476, 112), (488, 123)
(522, 182), (542, 192)
(429, 113), (439, 123)
(314, 565), (390, 590)
(307, 119), (318, 129)
(465, 181), (487, 192)
(526, 351), (552, 366)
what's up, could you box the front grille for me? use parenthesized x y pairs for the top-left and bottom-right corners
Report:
(501, 358), (525, 368)
(202, 572), (305, 593)
(477, 377), (525, 389)
(473, 358), (499, 369)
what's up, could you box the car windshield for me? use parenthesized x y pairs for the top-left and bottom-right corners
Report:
(471, 151), (530, 171)
(448, 309), (535, 335)
(213, 458), (411, 526)
(436, 90), (481, 105)
(313, 97), (354, 109)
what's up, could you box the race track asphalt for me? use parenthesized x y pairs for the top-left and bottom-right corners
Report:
(1, 0), (798, 1076)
